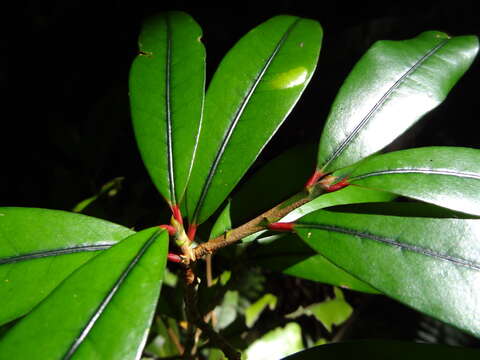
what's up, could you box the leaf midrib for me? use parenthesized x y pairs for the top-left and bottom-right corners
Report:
(0, 244), (114, 265)
(321, 37), (450, 171)
(297, 223), (480, 271)
(350, 168), (480, 182)
(165, 14), (176, 204)
(62, 230), (161, 359)
(191, 18), (301, 223)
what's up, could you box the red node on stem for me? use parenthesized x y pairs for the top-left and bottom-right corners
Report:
(268, 222), (295, 232)
(187, 224), (197, 241)
(159, 224), (177, 236)
(325, 178), (350, 192)
(171, 204), (183, 225)
(167, 253), (183, 263)
(305, 170), (324, 188)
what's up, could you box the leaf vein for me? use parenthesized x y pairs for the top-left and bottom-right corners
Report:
(0, 244), (114, 265)
(192, 18), (301, 222)
(321, 38), (450, 171)
(351, 168), (480, 181)
(298, 223), (480, 271)
(62, 230), (161, 359)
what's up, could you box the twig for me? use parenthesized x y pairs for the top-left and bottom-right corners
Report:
(193, 189), (316, 259)
(183, 267), (241, 360)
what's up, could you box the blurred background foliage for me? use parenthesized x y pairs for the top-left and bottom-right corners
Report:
(3, 1), (480, 357)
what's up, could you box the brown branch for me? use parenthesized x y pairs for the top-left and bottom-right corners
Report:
(193, 189), (316, 259)
(183, 268), (241, 360)
(167, 325), (185, 355)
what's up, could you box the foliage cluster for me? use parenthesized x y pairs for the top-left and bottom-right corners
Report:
(1, 11), (479, 360)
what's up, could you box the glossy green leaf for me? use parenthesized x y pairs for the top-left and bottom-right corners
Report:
(130, 11), (205, 205)
(0, 228), (168, 359)
(245, 323), (303, 360)
(187, 16), (323, 224)
(317, 31), (479, 173)
(295, 209), (480, 337)
(282, 341), (479, 360)
(253, 233), (379, 294)
(0, 207), (134, 326)
(335, 147), (480, 216)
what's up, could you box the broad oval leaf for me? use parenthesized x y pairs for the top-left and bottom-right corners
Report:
(335, 147), (480, 216)
(186, 15), (323, 224)
(295, 209), (480, 337)
(316, 31), (479, 173)
(0, 228), (168, 359)
(282, 341), (479, 360)
(0, 207), (134, 326)
(130, 11), (205, 206)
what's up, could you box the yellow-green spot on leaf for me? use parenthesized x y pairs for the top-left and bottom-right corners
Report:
(266, 67), (308, 90)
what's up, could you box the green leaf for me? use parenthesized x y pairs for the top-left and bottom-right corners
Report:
(305, 288), (353, 332)
(213, 290), (239, 331)
(254, 233), (379, 294)
(72, 177), (124, 213)
(130, 12), (205, 206)
(0, 228), (168, 359)
(286, 288), (353, 332)
(295, 209), (480, 337)
(145, 316), (180, 358)
(316, 31), (479, 173)
(282, 185), (396, 222)
(335, 147), (480, 216)
(0, 207), (134, 326)
(231, 143), (316, 225)
(186, 16), (323, 224)
(282, 341), (479, 360)
(243, 185), (395, 244)
(209, 200), (232, 239)
(245, 293), (277, 328)
(245, 323), (303, 360)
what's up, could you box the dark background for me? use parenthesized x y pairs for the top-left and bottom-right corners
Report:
(2, 1), (480, 347)
(3, 1), (478, 219)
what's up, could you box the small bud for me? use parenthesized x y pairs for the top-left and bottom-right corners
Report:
(319, 175), (350, 192)
(268, 222), (295, 232)
(167, 253), (183, 263)
(187, 224), (197, 241)
(159, 224), (176, 236)
(171, 204), (183, 225)
(305, 170), (324, 189)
